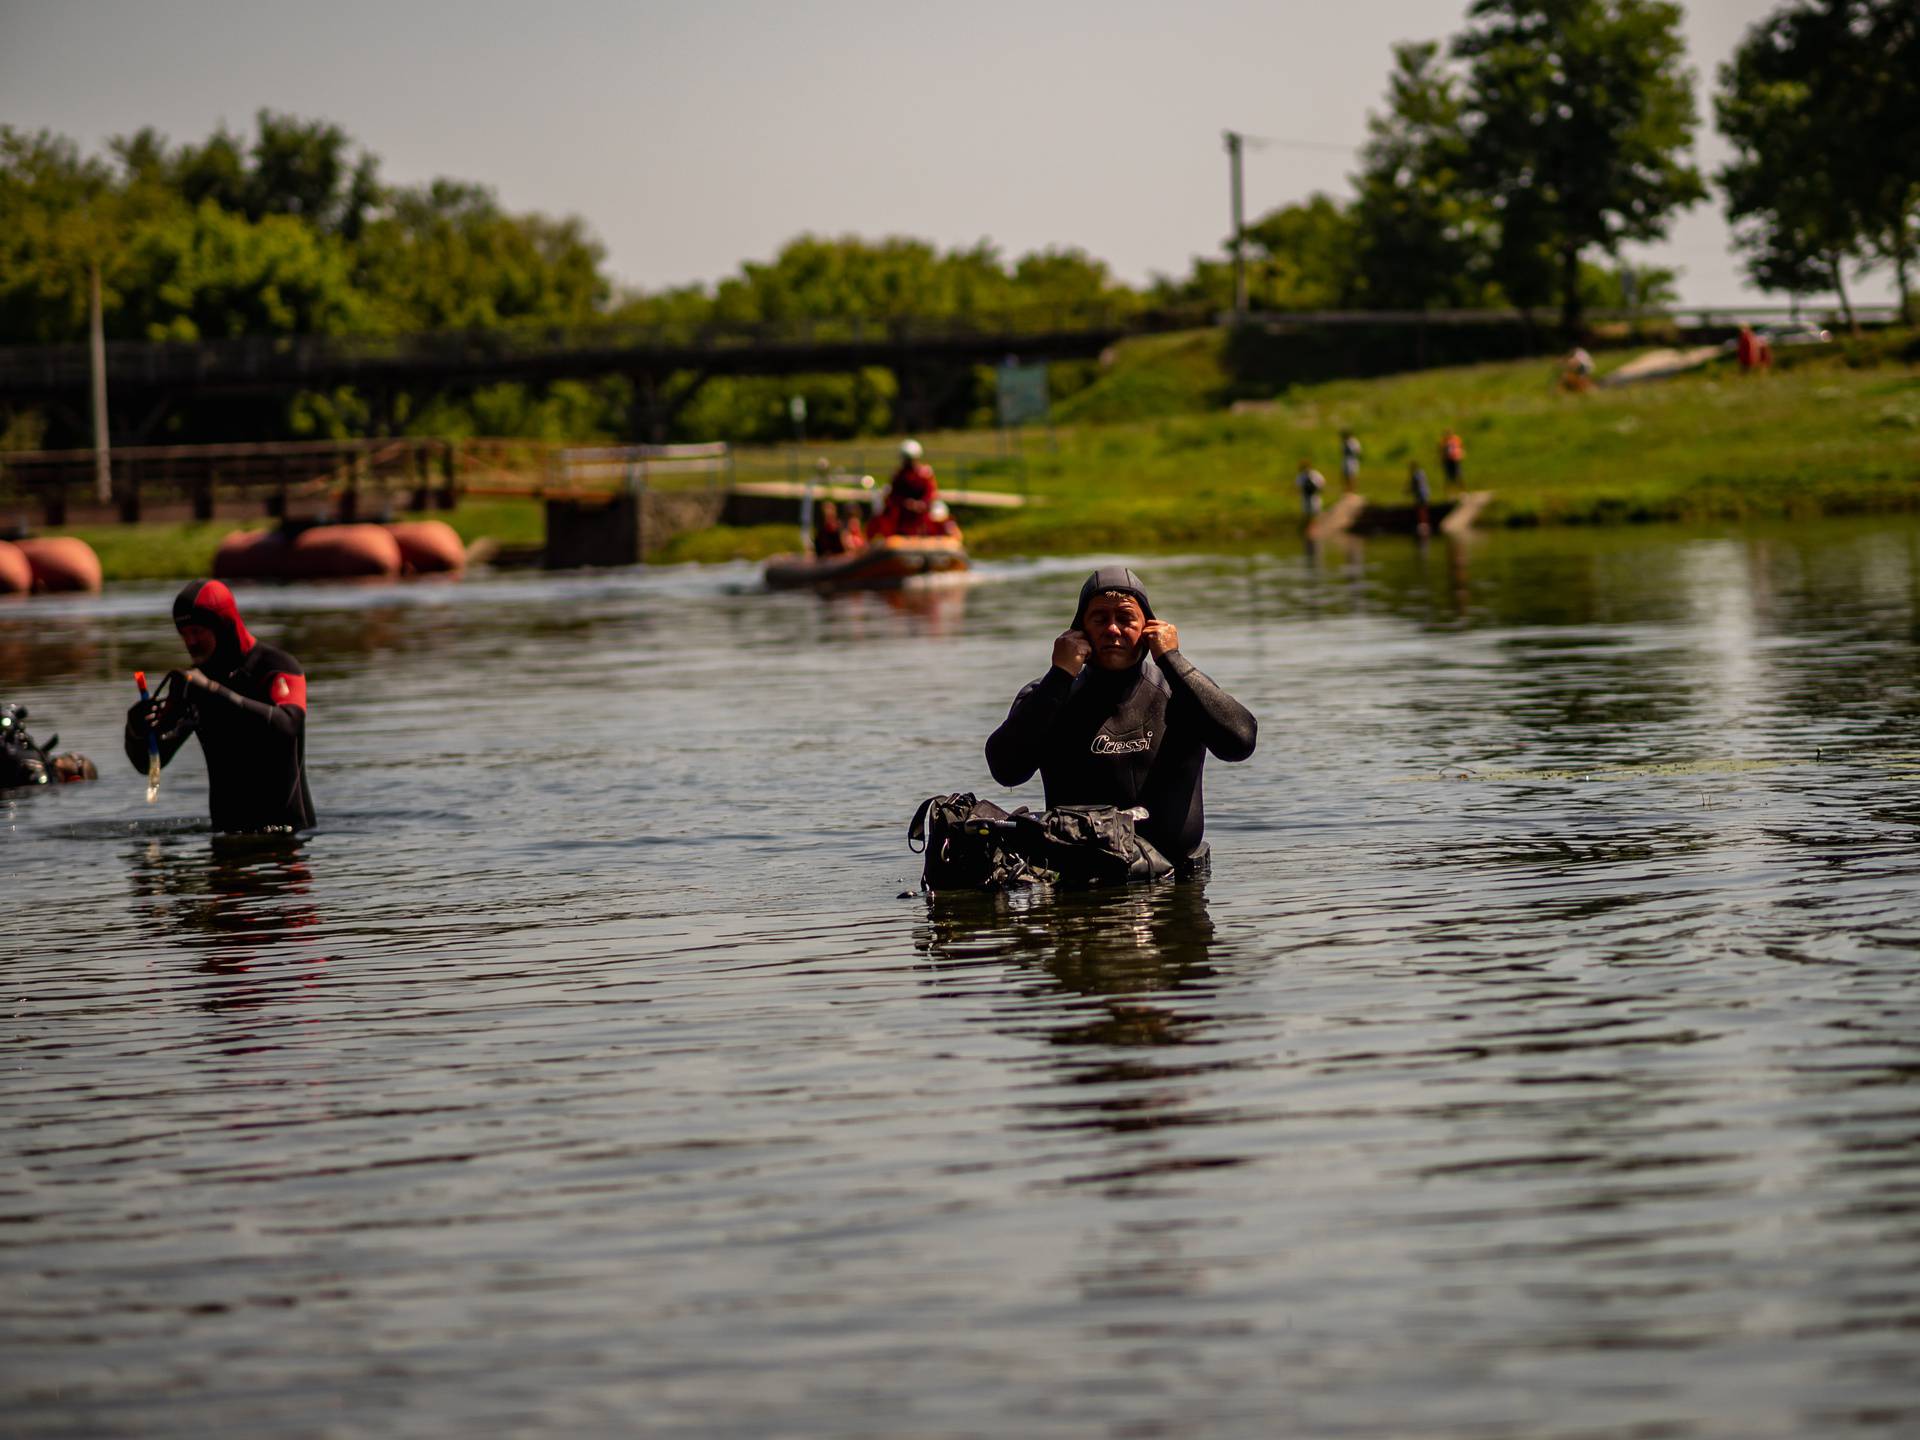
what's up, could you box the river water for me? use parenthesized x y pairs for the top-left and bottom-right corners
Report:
(4, 519), (1920, 1438)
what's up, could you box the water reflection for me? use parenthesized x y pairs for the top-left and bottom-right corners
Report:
(124, 834), (327, 1012)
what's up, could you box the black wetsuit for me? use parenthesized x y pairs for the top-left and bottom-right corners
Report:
(985, 568), (1256, 864)
(124, 579), (315, 831)
(0, 732), (50, 788)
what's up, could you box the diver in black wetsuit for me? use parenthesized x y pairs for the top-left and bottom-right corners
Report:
(124, 579), (316, 831)
(985, 567), (1256, 869)
(0, 703), (96, 788)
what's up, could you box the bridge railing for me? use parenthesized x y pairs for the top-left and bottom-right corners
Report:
(1, 301), (1901, 394)
(0, 437), (486, 526)
(0, 306), (1205, 393)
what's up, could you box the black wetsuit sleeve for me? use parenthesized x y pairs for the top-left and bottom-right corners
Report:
(197, 680), (302, 739)
(985, 667), (1075, 786)
(1158, 650), (1257, 761)
(123, 699), (195, 773)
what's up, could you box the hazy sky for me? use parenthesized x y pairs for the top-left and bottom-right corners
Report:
(0, 0), (1888, 306)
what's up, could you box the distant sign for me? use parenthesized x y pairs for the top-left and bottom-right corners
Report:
(996, 362), (1050, 427)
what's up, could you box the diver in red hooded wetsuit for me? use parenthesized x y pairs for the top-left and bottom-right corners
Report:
(124, 579), (316, 831)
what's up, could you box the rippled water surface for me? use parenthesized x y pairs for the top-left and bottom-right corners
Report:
(5, 520), (1920, 1438)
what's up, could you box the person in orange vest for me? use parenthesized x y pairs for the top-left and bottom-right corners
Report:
(1440, 430), (1465, 491)
(873, 439), (939, 538)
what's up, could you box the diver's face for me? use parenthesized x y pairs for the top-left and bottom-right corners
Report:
(178, 624), (217, 665)
(1083, 594), (1146, 670)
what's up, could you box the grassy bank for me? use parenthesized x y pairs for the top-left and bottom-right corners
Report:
(962, 329), (1920, 555)
(27, 328), (1920, 578)
(640, 327), (1920, 563)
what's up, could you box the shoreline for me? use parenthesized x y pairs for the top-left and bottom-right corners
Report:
(18, 334), (1919, 582)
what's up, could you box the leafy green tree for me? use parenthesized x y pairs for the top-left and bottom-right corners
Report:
(1242, 194), (1361, 309)
(0, 126), (126, 342)
(1717, 1), (1917, 326)
(354, 179), (608, 332)
(1350, 41), (1498, 310)
(1453, 0), (1705, 333)
(1150, 200), (1360, 313)
(118, 202), (368, 341)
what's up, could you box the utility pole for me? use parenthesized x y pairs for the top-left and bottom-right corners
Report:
(89, 262), (111, 506)
(1223, 130), (1247, 316)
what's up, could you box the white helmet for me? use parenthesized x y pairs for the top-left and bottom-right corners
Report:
(900, 439), (923, 462)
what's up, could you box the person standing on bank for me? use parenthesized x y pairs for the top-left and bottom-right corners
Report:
(985, 568), (1256, 872)
(1340, 430), (1362, 494)
(1297, 459), (1327, 519)
(124, 579), (316, 831)
(1409, 460), (1433, 534)
(1440, 429), (1465, 491)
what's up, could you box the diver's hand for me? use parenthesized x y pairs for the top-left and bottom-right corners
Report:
(1143, 620), (1180, 658)
(127, 695), (178, 732)
(1051, 629), (1092, 677)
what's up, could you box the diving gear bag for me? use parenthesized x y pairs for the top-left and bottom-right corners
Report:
(908, 792), (1174, 892)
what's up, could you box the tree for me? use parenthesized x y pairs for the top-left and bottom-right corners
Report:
(1453, 0), (1705, 333)
(1242, 194), (1361, 309)
(119, 202), (368, 341)
(1717, 38), (1864, 326)
(1350, 41), (1498, 310)
(1717, 1), (1918, 326)
(353, 180), (608, 332)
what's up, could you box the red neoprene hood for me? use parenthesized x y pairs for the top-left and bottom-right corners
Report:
(173, 579), (257, 660)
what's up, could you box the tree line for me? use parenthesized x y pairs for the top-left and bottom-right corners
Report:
(1, 0), (1913, 447)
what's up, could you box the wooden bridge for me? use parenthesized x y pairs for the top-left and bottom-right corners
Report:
(0, 310), (1202, 442)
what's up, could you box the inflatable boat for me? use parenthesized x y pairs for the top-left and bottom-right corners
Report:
(763, 535), (970, 592)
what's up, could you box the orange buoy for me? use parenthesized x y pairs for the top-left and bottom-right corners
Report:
(0, 539), (31, 595)
(386, 520), (465, 575)
(213, 529), (290, 581)
(16, 537), (103, 593)
(286, 524), (401, 581)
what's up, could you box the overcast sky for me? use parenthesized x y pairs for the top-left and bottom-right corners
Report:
(0, 0), (1891, 307)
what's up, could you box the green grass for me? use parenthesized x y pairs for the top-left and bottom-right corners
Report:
(45, 518), (237, 583)
(652, 523), (794, 565)
(956, 329), (1920, 556)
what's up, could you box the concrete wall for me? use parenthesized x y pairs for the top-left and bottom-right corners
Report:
(544, 489), (727, 568)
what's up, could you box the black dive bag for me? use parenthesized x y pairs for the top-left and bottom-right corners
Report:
(908, 792), (1174, 893)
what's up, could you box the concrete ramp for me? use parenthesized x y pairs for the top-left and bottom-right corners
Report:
(1306, 492), (1365, 540)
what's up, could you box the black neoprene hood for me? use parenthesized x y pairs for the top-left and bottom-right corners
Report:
(1073, 567), (1155, 631)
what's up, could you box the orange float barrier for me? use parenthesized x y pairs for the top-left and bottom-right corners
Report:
(288, 524), (401, 580)
(15, 537), (103, 593)
(213, 525), (403, 582)
(386, 520), (465, 575)
(0, 539), (31, 595)
(212, 529), (289, 581)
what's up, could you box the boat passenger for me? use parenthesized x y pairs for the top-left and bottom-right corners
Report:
(985, 567), (1256, 872)
(814, 499), (851, 557)
(124, 579), (316, 831)
(874, 439), (939, 538)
